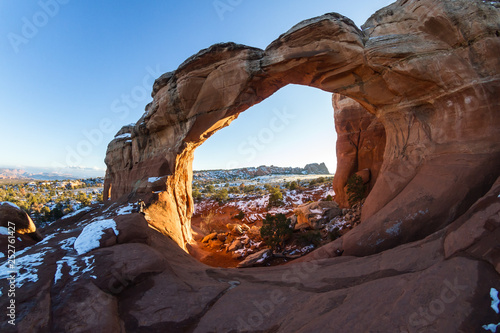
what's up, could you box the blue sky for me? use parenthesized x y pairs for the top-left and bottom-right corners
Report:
(0, 0), (393, 177)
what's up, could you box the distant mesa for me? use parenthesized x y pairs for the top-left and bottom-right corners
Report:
(0, 168), (102, 181)
(194, 163), (330, 181)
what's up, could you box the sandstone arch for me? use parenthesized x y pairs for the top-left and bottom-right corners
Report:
(104, 0), (500, 256)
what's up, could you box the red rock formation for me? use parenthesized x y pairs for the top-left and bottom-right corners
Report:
(104, 0), (500, 257)
(331, 94), (386, 208)
(0, 202), (42, 255)
(2, 1), (500, 330)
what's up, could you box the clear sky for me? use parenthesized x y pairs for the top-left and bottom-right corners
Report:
(0, 0), (393, 177)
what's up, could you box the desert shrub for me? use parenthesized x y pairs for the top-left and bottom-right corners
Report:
(204, 184), (215, 193)
(213, 188), (228, 203)
(228, 186), (240, 194)
(192, 188), (203, 201)
(268, 186), (283, 207)
(242, 185), (257, 193)
(234, 210), (245, 220)
(297, 230), (322, 247)
(287, 181), (298, 190)
(200, 210), (225, 233)
(328, 227), (341, 241)
(260, 213), (293, 252)
(346, 174), (366, 207)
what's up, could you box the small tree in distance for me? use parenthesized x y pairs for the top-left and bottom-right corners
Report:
(268, 186), (283, 207)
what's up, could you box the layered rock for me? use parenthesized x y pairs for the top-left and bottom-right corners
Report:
(104, 0), (500, 259)
(331, 94), (386, 208)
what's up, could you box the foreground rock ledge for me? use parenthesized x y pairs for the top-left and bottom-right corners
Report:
(105, 0), (500, 257)
(0, 175), (498, 331)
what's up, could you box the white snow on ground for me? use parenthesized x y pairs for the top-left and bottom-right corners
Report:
(74, 219), (119, 255)
(54, 255), (95, 283)
(1, 201), (20, 209)
(148, 176), (163, 183)
(0, 249), (49, 288)
(37, 233), (57, 246)
(114, 133), (131, 139)
(61, 206), (92, 220)
(116, 203), (135, 215)
(256, 251), (269, 263)
(60, 237), (77, 252)
(491, 288), (499, 314)
(0, 227), (9, 235)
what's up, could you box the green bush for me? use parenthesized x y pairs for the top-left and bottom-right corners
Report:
(288, 181), (298, 191)
(234, 210), (245, 220)
(260, 213), (293, 252)
(328, 227), (341, 241)
(346, 174), (366, 207)
(192, 189), (203, 201)
(213, 188), (228, 203)
(297, 230), (322, 247)
(268, 186), (283, 207)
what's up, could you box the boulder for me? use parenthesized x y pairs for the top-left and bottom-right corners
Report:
(236, 249), (272, 268)
(0, 202), (42, 254)
(202, 232), (217, 243)
(294, 201), (341, 229)
(0, 201), (38, 235)
(228, 239), (243, 252)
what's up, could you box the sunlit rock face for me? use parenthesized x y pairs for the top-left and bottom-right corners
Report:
(331, 94), (386, 209)
(104, 0), (500, 256)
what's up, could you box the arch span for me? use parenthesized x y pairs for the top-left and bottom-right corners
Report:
(104, 1), (500, 255)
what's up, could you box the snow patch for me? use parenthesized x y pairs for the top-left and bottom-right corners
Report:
(116, 203), (135, 216)
(60, 237), (77, 251)
(1, 201), (20, 209)
(148, 176), (163, 183)
(0, 249), (49, 288)
(114, 133), (131, 140)
(483, 323), (500, 332)
(61, 206), (92, 220)
(74, 219), (118, 255)
(490, 288), (499, 314)
(386, 221), (402, 235)
(54, 255), (95, 283)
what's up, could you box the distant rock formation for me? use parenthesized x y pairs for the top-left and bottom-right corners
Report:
(194, 163), (330, 182)
(304, 162), (330, 175)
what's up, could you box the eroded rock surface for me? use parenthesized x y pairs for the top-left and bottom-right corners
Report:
(331, 94), (386, 208)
